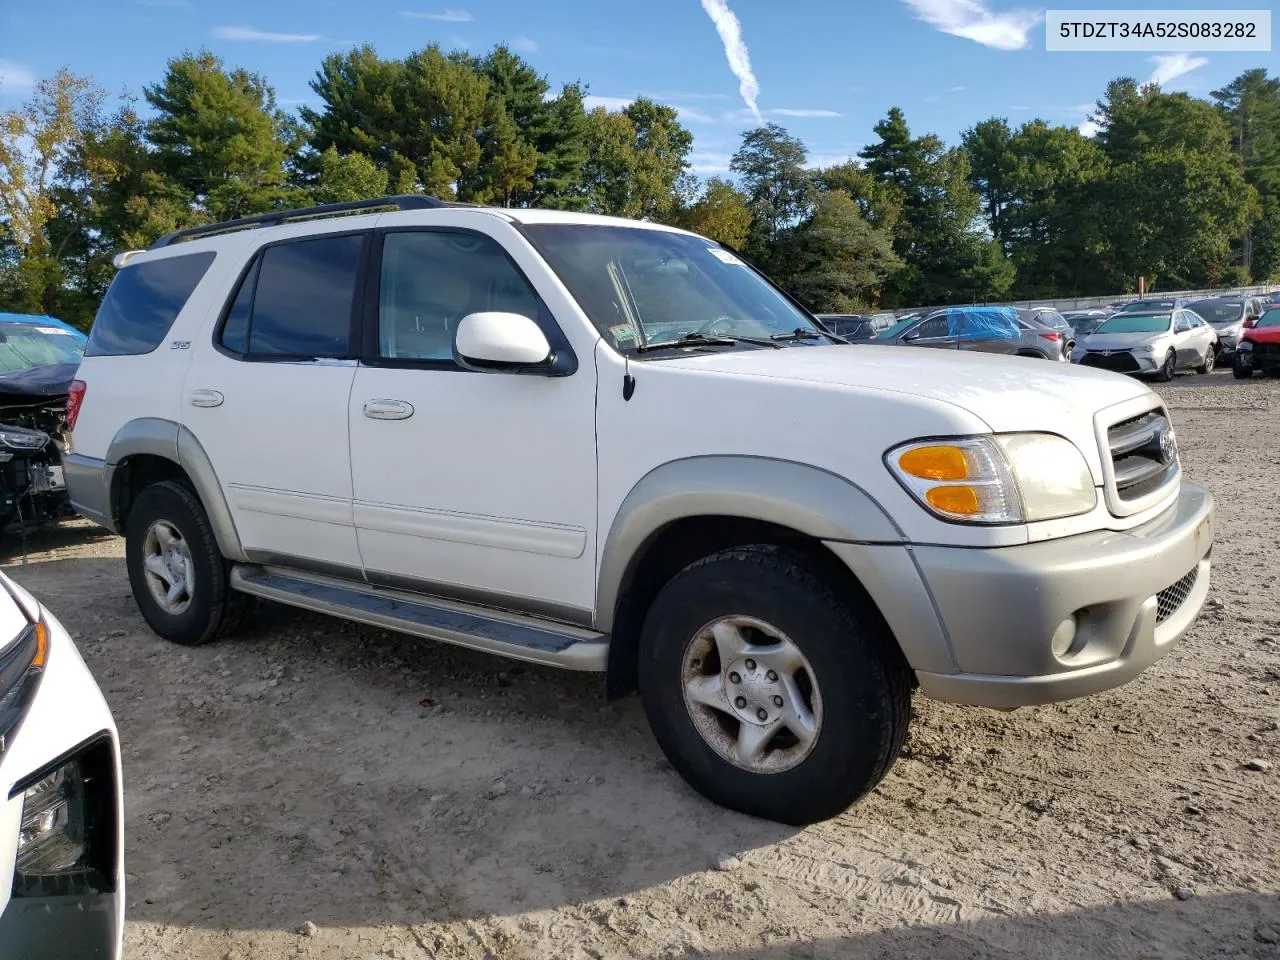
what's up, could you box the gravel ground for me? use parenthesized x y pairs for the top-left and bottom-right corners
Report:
(3, 371), (1278, 960)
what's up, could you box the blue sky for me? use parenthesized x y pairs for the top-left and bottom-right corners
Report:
(1, 0), (1275, 174)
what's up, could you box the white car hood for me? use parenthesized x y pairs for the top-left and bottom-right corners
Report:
(658, 344), (1156, 478)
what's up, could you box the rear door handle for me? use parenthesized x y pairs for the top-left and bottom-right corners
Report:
(363, 399), (414, 421)
(189, 389), (224, 408)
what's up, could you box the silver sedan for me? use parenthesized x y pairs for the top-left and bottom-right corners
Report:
(1073, 308), (1219, 381)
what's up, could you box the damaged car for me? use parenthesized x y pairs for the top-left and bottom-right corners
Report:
(0, 314), (86, 535)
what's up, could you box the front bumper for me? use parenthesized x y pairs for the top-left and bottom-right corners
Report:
(0, 594), (122, 960)
(909, 481), (1213, 709)
(1078, 350), (1163, 375)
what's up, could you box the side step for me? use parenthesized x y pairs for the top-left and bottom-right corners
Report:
(230, 565), (608, 672)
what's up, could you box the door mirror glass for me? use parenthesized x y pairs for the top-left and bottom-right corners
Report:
(454, 312), (553, 372)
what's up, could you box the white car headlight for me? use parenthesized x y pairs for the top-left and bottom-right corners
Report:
(886, 434), (1097, 525)
(1134, 343), (1159, 354)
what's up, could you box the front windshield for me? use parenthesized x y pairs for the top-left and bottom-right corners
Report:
(875, 314), (920, 340)
(521, 224), (822, 353)
(1189, 300), (1245, 324)
(1095, 313), (1171, 334)
(0, 322), (86, 374)
(1258, 309), (1280, 329)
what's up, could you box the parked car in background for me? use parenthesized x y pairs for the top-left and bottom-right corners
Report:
(873, 306), (1023, 355)
(815, 314), (877, 343)
(866, 311), (899, 332)
(1015, 309), (1072, 361)
(1076, 308), (1218, 380)
(63, 195), (1214, 825)
(1116, 298), (1190, 314)
(1233, 307), (1280, 379)
(0, 314), (87, 535)
(1063, 309), (1113, 342)
(1186, 297), (1257, 360)
(0, 571), (123, 959)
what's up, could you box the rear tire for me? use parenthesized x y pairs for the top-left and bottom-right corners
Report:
(1195, 347), (1215, 375)
(125, 481), (255, 645)
(637, 545), (911, 825)
(1154, 351), (1176, 382)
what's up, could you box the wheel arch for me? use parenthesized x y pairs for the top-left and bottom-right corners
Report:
(597, 457), (908, 699)
(105, 418), (246, 561)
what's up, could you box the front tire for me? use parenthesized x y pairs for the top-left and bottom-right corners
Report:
(637, 546), (911, 825)
(1154, 351), (1176, 382)
(125, 481), (254, 645)
(1233, 360), (1252, 379)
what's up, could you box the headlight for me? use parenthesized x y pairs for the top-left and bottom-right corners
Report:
(1134, 343), (1158, 354)
(0, 619), (49, 752)
(0, 427), (49, 452)
(887, 434), (1097, 525)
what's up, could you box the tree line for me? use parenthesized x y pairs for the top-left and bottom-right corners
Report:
(1, 44), (1276, 329)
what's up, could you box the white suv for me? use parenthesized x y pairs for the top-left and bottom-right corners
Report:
(64, 196), (1213, 825)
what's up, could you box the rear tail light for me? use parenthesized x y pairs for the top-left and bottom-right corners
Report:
(1039, 332), (1062, 342)
(66, 380), (86, 431)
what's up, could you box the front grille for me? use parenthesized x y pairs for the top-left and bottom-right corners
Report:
(1081, 351), (1141, 373)
(1106, 410), (1178, 504)
(1156, 566), (1199, 623)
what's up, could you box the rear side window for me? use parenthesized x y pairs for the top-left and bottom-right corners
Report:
(85, 252), (215, 357)
(218, 234), (365, 359)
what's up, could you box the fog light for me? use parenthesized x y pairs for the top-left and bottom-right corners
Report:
(16, 763), (87, 875)
(1051, 617), (1078, 659)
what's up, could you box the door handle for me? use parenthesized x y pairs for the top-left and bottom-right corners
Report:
(189, 389), (224, 408)
(363, 399), (414, 421)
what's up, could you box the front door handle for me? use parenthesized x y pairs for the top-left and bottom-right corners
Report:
(189, 389), (224, 408)
(363, 399), (415, 421)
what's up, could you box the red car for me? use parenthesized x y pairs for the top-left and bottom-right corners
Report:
(1233, 307), (1280, 379)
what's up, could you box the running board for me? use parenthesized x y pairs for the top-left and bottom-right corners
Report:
(230, 565), (608, 672)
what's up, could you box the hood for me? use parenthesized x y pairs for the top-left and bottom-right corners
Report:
(1081, 331), (1167, 350)
(0, 362), (79, 399)
(1243, 327), (1280, 344)
(656, 342), (1151, 438)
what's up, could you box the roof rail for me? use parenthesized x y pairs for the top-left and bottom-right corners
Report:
(149, 194), (463, 249)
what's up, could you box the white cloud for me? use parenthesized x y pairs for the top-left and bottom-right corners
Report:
(807, 151), (862, 169)
(652, 91), (732, 101)
(0, 60), (36, 92)
(401, 8), (472, 21)
(584, 95), (636, 112)
(1078, 120), (1101, 138)
(899, 0), (1041, 50)
(213, 25), (322, 42)
(583, 95), (714, 124)
(949, 85), (967, 92)
(771, 108), (841, 118)
(1147, 53), (1208, 87)
(691, 151), (734, 174)
(698, 0), (762, 122)
(509, 35), (537, 53)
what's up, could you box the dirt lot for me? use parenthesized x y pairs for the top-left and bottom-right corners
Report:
(4, 371), (1279, 960)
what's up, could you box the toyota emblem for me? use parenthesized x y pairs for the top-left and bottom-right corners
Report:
(1159, 427), (1178, 464)
(1100, 350), (1113, 356)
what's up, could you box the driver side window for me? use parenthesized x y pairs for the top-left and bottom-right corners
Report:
(377, 231), (543, 363)
(912, 316), (949, 339)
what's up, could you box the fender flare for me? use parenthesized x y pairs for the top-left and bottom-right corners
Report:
(105, 418), (246, 561)
(594, 455), (904, 633)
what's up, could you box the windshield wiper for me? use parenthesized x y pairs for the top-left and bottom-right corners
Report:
(635, 332), (783, 353)
(771, 327), (834, 343)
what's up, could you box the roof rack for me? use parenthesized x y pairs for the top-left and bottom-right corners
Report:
(149, 194), (465, 249)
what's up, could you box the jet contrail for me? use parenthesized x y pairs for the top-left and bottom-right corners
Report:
(698, 0), (762, 122)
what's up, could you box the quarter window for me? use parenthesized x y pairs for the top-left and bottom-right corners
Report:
(86, 252), (215, 357)
(377, 231), (543, 363)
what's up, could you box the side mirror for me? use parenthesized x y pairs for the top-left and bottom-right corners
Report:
(454, 312), (553, 373)
(903, 330), (921, 342)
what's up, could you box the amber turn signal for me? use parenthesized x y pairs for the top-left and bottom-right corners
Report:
(898, 445), (971, 481)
